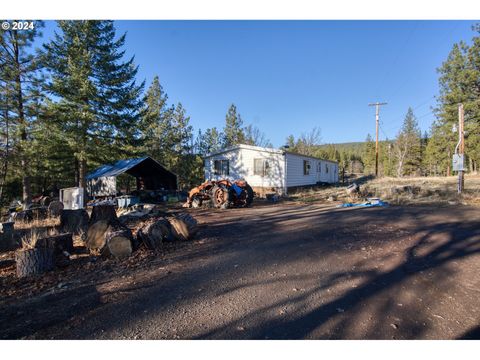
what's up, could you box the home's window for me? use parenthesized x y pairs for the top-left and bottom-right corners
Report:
(254, 159), (270, 176)
(317, 162), (321, 173)
(214, 159), (229, 176)
(325, 164), (329, 173)
(303, 160), (311, 175)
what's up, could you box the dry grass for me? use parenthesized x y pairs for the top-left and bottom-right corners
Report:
(14, 217), (61, 230)
(288, 174), (480, 206)
(20, 226), (60, 250)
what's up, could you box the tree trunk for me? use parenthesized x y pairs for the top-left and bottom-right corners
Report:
(90, 204), (118, 225)
(168, 213), (198, 241)
(86, 220), (110, 250)
(12, 30), (32, 209)
(137, 218), (172, 250)
(78, 156), (87, 207)
(48, 200), (64, 217)
(15, 248), (55, 278)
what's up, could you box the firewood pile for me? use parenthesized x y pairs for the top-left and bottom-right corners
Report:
(2, 203), (199, 279)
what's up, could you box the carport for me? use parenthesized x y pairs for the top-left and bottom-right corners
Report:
(87, 156), (177, 197)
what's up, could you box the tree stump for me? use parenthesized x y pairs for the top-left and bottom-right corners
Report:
(89, 204), (118, 225)
(86, 221), (133, 259)
(31, 207), (48, 221)
(60, 209), (89, 235)
(15, 248), (55, 278)
(15, 210), (33, 223)
(168, 213), (198, 241)
(36, 233), (74, 255)
(48, 201), (64, 217)
(137, 218), (173, 250)
(0, 222), (16, 252)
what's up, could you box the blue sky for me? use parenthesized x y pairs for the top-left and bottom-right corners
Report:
(36, 20), (478, 147)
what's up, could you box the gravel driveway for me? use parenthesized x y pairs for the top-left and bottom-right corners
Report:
(1, 202), (479, 339)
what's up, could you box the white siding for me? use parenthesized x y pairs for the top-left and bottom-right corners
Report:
(205, 147), (286, 190)
(285, 153), (338, 187)
(204, 145), (338, 194)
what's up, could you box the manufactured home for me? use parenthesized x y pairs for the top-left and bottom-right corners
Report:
(204, 144), (338, 196)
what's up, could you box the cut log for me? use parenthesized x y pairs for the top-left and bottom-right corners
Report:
(89, 204), (118, 225)
(137, 218), (172, 250)
(168, 213), (198, 241)
(103, 228), (133, 259)
(36, 233), (74, 255)
(15, 248), (55, 278)
(85, 220), (110, 251)
(48, 200), (64, 217)
(60, 209), (89, 235)
(86, 221), (134, 259)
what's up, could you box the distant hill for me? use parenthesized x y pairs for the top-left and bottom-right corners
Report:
(317, 140), (394, 153)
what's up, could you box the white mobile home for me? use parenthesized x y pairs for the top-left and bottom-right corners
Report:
(204, 144), (338, 196)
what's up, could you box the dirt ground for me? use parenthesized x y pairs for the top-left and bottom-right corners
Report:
(1, 201), (479, 339)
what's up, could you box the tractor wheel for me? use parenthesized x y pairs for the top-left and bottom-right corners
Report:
(212, 185), (230, 209)
(245, 184), (254, 206)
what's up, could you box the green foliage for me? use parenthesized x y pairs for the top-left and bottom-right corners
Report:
(42, 20), (144, 189)
(427, 24), (480, 174)
(363, 134), (376, 175)
(222, 104), (245, 147)
(0, 21), (45, 205)
(394, 108), (422, 177)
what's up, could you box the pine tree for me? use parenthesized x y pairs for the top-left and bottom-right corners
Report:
(363, 134), (376, 174)
(394, 108), (422, 177)
(0, 21), (44, 206)
(140, 76), (175, 166)
(42, 21), (144, 190)
(196, 127), (222, 156)
(223, 104), (245, 147)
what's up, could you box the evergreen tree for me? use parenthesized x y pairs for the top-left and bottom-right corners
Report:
(0, 21), (44, 206)
(196, 127), (222, 156)
(394, 108), (422, 177)
(42, 20), (144, 190)
(139, 75), (174, 165)
(363, 134), (376, 174)
(223, 104), (245, 147)
(285, 134), (296, 149)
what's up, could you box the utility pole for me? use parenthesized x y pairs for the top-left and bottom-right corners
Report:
(368, 102), (387, 176)
(457, 103), (465, 193)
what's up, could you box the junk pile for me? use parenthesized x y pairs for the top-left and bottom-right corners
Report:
(184, 179), (254, 209)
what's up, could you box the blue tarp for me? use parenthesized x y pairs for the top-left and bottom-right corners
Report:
(337, 198), (389, 208)
(87, 157), (149, 180)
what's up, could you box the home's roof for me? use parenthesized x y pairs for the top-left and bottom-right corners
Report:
(204, 144), (284, 157)
(204, 144), (338, 164)
(86, 156), (176, 179)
